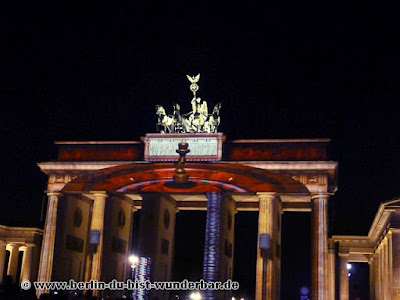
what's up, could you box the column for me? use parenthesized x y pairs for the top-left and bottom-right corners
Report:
(374, 251), (380, 300)
(203, 192), (222, 300)
(0, 241), (6, 284)
(392, 230), (400, 299)
(379, 243), (385, 300)
(327, 240), (335, 300)
(7, 244), (20, 281)
(369, 256), (375, 300)
(255, 192), (282, 300)
(89, 191), (107, 295)
(383, 237), (389, 299)
(376, 246), (382, 299)
(138, 193), (177, 300)
(311, 193), (329, 300)
(338, 252), (349, 300)
(37, 192), (60, 297)
(202, 193), (236, 300)
(20, 245), (34, 282)
(388, 231), (393, 300)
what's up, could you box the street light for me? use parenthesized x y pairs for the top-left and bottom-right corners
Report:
(189, 291), (202, 300)
(347, 263), (352, 277)
(129, 255), (139, 299)
(129, 254), (139, 271)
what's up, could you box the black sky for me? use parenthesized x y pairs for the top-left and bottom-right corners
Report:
(1, 1), (400, 298)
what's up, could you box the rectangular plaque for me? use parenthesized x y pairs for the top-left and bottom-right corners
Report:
(143, 133), (225, 161)
(111, 236), (127, 254)
(66, 234), (84, 252)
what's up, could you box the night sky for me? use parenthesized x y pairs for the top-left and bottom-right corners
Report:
(1, 2), (400, 299)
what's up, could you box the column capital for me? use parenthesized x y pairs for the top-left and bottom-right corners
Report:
(18, 244), (35, 251)
(90, 191), (108, 198)
(8, 243), (20, 250)
(256, 192), (278, 200)
(46, 191), (62, 197)
(311, 192), (331, 200)
(368, 255), (374, 264)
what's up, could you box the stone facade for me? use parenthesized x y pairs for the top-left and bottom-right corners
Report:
(36, 136), (338, 299)
(0, 225), (42, 285)
(333, 198), (400, 300)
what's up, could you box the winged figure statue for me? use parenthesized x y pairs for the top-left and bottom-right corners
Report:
(186, 74), (200, 83)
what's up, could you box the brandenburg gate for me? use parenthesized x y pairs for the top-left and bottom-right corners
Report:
(36, 75), (338, 299)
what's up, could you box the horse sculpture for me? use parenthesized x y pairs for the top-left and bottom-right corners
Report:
(155, 101), (221, 133)
(155, 105), (175, 133)
(172, 103), (190, 133)
(204, 102), (221, 133)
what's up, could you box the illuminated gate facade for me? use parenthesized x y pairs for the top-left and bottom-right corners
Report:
(36, 135), (338, 300)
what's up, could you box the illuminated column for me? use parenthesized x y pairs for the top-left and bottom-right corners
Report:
(338, 252), (349, 300)
(89, 191), (107, 294)
(37, 192), (60, 297)
(311, 193), (329, 300)
(374, 251), (380, 300)
(203, 192), (222, 300)
(255, 192), (282, 300)
(383, 236), (389, 299)
(377, 246), (382, 299)
(138, 193), (177, 300)
(327, 241), (335, 300)
(391, 230), (400, 299)
(203, 193), (236, 300)
(0, 241), (6, 284)
(20, 245), (34, 282)
(379, 244), (385, 300)
(7, 244), (20, 281)
(388, 231), (393, 300)
(369, 256), (375, 300)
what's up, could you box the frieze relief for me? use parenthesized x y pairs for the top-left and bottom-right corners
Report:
(49, 173), (80, 184)
(292, 174), (328, 185)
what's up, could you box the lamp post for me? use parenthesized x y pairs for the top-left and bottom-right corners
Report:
(129, 255), (139, 299)
(189, 291), (202, 300)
